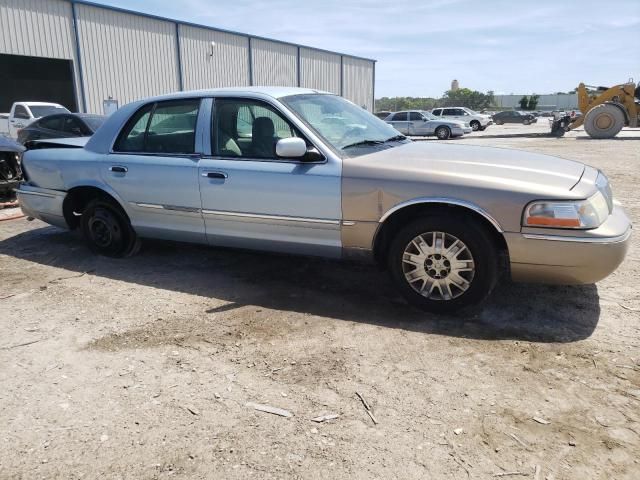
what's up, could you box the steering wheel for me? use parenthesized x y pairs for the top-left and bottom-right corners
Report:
(337, 126), (366, 145)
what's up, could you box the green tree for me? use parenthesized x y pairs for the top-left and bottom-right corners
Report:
(519, 96), (529, 110)
(527, 95), (540, 110)
(440, 88), (496, 110)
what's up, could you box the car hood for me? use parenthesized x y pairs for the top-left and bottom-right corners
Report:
(346, 141), (585, 195)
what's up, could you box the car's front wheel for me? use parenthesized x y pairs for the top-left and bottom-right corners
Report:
(470, 120), (480, 131)
(81, 198), (140, 257)
(388, 215), (499, 313)
(435, 126), (451, 140)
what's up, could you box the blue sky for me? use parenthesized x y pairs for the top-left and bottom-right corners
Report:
(94, 0), (640, 98)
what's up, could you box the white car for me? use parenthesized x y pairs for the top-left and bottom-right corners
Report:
(0, 102), (69, 139)
(385, 110), (471, 139)
(431, 107), (493, 131)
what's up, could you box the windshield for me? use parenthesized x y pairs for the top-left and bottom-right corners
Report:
(29, 105), (69, 118)
(82, 115), (106, 131)
(281, 94), (403, 152)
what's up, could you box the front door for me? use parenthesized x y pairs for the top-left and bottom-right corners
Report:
(198, 97), (342, 258)
(102, 98), (205, 243)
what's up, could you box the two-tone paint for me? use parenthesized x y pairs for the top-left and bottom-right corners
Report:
(18, 87), (631, 285)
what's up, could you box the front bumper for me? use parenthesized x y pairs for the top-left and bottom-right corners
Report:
(505, 204), (632, 284)
(16, 183), (68, 229)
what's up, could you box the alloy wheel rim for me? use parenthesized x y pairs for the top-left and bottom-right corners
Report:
(437, 128), (448, 139)
(402, 231), (475, 301)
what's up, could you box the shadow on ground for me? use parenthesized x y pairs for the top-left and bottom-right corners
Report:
(0, 226), (601, 343)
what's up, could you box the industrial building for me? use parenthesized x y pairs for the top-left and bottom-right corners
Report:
(0, 0), (376, 114)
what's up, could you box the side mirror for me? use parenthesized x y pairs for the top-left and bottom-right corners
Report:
(276, 137), (307, 158)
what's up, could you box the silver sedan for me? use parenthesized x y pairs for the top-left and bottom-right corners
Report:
(386, 110), (471, 139)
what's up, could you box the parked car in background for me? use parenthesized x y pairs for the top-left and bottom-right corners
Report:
(385, 110), (470, 139)
(492, 110), (538, 125)
(17, 113), (106, 145)
(431, 107), (492, 131)
(0, 102), (69, 139)
(17, 87), (631, 313)
(374, 111), (392, 119)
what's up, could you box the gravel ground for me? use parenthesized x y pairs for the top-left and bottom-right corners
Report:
(1, 124), (639, 479)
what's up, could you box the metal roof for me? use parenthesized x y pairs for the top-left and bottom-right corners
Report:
(68, 0), (376, 63)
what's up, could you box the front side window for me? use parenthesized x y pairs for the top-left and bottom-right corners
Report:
(114, 99), (200, 154)
(409, 112), (423, 121)
(14, 105), (30, 119)
(62, 116), (88, 135)
(214, 99), (297, 159)
(432, 109), (442, 116)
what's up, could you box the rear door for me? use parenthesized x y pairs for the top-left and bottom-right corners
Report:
(198, 96), (342, 258)
(388, 112), (409, 134)
(102, 98), (205, 243)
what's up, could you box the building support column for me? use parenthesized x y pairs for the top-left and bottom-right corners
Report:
(71, 1), (87, 112)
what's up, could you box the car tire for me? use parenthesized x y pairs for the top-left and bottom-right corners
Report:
(470, 120), (480, 131)
(523, 119), (531, 125)
(81, 198), (140, 257)
(435, 126), (451, 140)
(583, 103), (625, 139)
(387, 215), (499, 314)
(495, 120), (503, 125)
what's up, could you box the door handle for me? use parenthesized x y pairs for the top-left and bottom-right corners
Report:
(109, 165), (128, 173)
(202, 171), (227, 179)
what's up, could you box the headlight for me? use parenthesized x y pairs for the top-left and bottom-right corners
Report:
(523, 191), (610, 229)
(595, 172), (613, 213)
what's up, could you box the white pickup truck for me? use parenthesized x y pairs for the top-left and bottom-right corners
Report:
(0, 102), (69, 139)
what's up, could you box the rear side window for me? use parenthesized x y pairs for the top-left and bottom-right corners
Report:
(114, 99), (200, 154)
(391, 112), (408, 121)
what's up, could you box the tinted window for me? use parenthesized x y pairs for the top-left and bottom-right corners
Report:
(38, 116), (64, 131)
(432, 109), (442, 116)
(62, 116), (89, 135)
(114, 100), (200, 154)
(392, 112), (408, 121)
(409, 112), (423, 121)
(14, 105), (30, 119)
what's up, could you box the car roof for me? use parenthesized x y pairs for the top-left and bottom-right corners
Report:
(146, 86), (333, 103)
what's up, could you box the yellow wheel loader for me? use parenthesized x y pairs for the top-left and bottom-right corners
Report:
(551, 80), (640, 138)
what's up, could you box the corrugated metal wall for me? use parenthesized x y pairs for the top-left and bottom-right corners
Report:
(0, 1), (376, 114)
(342, 56), (374, 111)
(179, 25), (249, 91)
(300, 48), (341, 94)
(75, 3), (180, 113)
(251, 39), (297, 87)
(0, 0), (83, 108)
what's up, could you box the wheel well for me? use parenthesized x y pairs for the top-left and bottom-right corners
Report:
(373, 202), (509, 269)
(602, 101), (630, 124)
(62, 186), (126, 229)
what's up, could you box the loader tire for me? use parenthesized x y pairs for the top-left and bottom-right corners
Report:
(584, 104), (625, 139)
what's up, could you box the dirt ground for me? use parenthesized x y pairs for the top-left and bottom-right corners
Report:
(1, 124), (639, 479)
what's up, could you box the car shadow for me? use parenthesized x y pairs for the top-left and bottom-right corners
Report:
(0, 225), (601, 343)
